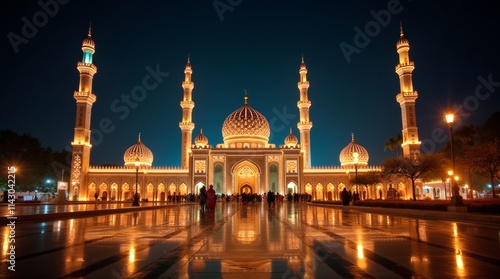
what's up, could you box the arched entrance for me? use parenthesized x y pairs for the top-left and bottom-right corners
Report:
(232, 160), (260, 195)
(240, 184), (252, 194)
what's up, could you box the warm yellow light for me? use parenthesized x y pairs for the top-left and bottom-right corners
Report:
(129, 246), (136, 263)
(134, 161), (140, 167)
(454, 176), (459, 181)
(448, 170), (453, 176)
(446, 113), (454, 124)
(353, 152), (359, 164)
(357, 245), (364, 259)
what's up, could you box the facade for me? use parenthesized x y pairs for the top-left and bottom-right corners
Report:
(69, 27), (424, 202)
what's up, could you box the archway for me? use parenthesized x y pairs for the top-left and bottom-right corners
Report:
(287, 181), (297, 194)
(232, 160), (260, 195)
(240, 184), (252, 194)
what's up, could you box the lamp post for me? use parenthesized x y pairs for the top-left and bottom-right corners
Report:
(133, 159), (140, 206)
(353, 152), (359, 195)
(446, 113), (464, 207)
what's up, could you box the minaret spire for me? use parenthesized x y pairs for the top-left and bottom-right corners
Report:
(395, 26), (421, 157)
(70, 28), (98, 201)
(297, 56), (313, 168)
(179, 56), (195, 169)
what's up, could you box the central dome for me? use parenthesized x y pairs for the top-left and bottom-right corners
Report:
(222, 94), (270, 148)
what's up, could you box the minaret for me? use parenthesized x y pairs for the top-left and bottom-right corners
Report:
(70, 26), (97, 200)
(297, 56), (313, 168)
(179, 56), (195, 169)
(395, 25), (421, 158)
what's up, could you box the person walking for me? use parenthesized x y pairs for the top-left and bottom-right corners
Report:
(206, 185), (216, 210)
(341, 188), (350, 206)
(267, 190), (275, 208)
(200, 186), (207, 212)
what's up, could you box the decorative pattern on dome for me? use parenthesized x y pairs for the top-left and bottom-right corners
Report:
(284, 128), (298, 147)
(124, 134), (154, 167)
(82, 25), (95, 49)
(194, 129), (208, 147)
(221, 93), (270, 143)
(339, 133), (369, 167)
(396, 24), (409, 48)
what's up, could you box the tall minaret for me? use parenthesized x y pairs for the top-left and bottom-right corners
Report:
(70, 26), (97, 200)
(179, 56), (195, 169)
(395, 25), (421, 158)
(297, 56), (313, 168)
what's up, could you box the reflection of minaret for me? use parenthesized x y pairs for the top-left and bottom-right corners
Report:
(395, 25), (420, 157)
(297, 56), (312, 168)
(70, 26), (97, 200)
(179, 56), (195, 169)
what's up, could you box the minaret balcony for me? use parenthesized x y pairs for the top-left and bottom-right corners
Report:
(182, 82), (194, 90)
(395, 62), (414, 72)
(179, 122), (195, 130)
(297, 82), (310, 89)
(180, 101), (195, 109)
(77, 62), (97, 72)
(297, 100), (311, 108)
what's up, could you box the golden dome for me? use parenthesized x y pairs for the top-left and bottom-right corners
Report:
(222, 94), (270, 147)
(396, 25), (409, 49)
(284, 128), (298, 147)
(82, 26), (95, 50)
(339, 133), (369, 167)
(124, 134), (154, 167)
(194, 129), (208, 147)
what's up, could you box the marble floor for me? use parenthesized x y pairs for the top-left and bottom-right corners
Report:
(1, 202), (500, 278)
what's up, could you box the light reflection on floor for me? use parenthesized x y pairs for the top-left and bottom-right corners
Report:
(1, 202), (500, 278)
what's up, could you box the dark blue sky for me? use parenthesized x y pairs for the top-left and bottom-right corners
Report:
(2, 0), (499, 168)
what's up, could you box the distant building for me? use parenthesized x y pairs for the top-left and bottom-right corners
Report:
(69, 26), (423, 202)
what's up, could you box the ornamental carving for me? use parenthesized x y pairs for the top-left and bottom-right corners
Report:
(238, 166), (255, 176)
(267, 155), (280, 162)
(286, 160), (297, 173)
(213, 155), (225, 162)
(195, 160), (206, 173)
(72, 154), (82, 180)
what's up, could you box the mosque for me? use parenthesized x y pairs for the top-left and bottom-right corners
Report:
(68, 27), (422, 202)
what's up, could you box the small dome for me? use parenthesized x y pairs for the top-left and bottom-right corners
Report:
(222, 94), (270, 146)
(284, 128), (298, 147)
(82, 35), (95, 49)
(339, 133), (369, 167)
(124, 134), (154, 167)
(396, 26), (409, 49)
(194, 129), (208, 147)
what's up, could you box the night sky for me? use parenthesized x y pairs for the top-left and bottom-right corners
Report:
(2, 0), (499, 168)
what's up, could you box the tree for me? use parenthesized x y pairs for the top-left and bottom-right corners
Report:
(466, 140), (500, 198)
(382, 153), (448, 201)
(350, 171), (383, 199)
(0, 130), (55, 191)
(384, 133), (403, 158)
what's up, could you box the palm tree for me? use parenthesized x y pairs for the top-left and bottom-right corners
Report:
(384, 133), (403, 158)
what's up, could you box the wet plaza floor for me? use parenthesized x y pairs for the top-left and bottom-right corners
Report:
(1, 202), (500, 278)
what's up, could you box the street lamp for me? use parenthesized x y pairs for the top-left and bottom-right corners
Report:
(445, 113), (464, 206)
(133, 159), (140, 206)
(353, 152), (359, 195)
